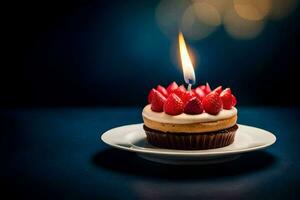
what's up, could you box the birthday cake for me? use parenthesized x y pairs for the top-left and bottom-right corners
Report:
(142, 82), (238, 150)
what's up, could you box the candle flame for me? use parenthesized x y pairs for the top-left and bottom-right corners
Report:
(178, 32), (196, 85)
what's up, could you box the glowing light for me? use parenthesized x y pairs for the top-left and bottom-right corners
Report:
(178, 32), (196, 85)
(234, 0), (272, 21)
(193, 0), (232, 17)
(155, 0), (298, 41)
(180, 2), (220, 40)
(224, 9), (265, 39)
(194, 2), (221, 26)
(155, 0), (189, 39)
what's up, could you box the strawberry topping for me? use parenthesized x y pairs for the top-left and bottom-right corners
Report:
(147, 88), (155, 104)
(157, 85), (168, 97)
(194, 87), (206, 100)
(202, 91), (223, 115)
(232, 94), (237, 107)
(184, 97), (203, 114)
(173, 86), (186, 100)
(205, 83), (212, 94)
(163, 93), (184, 115)
(183, 90), (197, 104)
(166, 82), (178, 94)
(147, 83), (237, 115)
(151, 90), (167, 112)
(213, 86), (223, 94)
(198, 83), (211, 95)
(220, 88), (233, 110)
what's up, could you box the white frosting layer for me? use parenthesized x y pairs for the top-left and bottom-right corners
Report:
(142, 104), (237, 124)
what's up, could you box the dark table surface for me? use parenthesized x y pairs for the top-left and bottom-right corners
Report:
(1, 107), (300, 199)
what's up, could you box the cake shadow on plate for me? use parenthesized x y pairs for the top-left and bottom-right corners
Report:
(92, 148), (278, 180)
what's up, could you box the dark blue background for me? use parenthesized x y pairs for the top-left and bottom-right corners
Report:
(2, 1), (300, 198)
(1, 107), (300, 199)
(2, 0), (300, 107)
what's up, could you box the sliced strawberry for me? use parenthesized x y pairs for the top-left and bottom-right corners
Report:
(147, 88), (155, 104)
(183, 90), (197, 104)
(220, 88), (232, 110)
(163, 93), (184, 115)
(232, 94), (237, 107)
(157, 85), (168, 97)
(184, 97), (203, 115)
(173, 86), (186, 100)
(198, 83), (211, 94)
(199, 85), (206, 91)
(213, 86), (222, 94)
(151, 90), (167, 112)
(166, 82), (178, 94)
(179, 85), (187, 91)
(221, 88), (231, 94)
(205, 83), (212, 94)
(202, 91), (223, 115)
(194, 87), (206, 100)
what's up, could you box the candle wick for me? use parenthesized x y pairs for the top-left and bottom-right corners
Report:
(188, 84), (192, 92)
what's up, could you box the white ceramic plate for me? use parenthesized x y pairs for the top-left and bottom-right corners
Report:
(101, 124), (276, 165)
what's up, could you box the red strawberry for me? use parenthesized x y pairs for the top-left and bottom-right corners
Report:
(157, 85), (168, 97)
(194, 87), (206, 100)
(220, 88), (233, 110)
(184, 97), (203, 114)
(164, 93), (184, 115)
(232, 94), (237, 107)
(167, 82), (178, 94)
(179, 85), (187, 92)
(199, 85), (206, 91)
(173, 86), (186, 100)
(205, 83), (212, 94)
(151, 90), (167, 112)
(198, 83), (211, 94)
(147, 88), (155, 104)
(183, 91), (197, 104)
(202, 91), (223, 115)
(213, 86), (222, 94)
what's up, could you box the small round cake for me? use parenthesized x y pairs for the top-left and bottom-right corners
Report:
(142, 82), (238, 150)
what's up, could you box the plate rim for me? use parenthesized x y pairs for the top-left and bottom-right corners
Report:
(101, 123), (276, 156)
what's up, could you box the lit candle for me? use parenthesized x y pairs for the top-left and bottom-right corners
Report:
(178, 32), (196, 91)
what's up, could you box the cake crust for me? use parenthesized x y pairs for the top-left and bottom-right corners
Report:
(143, 114), (237, 133)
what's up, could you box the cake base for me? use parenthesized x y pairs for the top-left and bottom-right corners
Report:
(143, 125), (238, 150)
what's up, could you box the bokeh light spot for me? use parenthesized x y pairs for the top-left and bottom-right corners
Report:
(224, 9), (265, 39)
(156, 0), (298, 41)
(234, 0), (272, 21)
(233, 0), (272, 20)
(194, 2), (222, 26)
(155, 0), (189, 39)
(181, 2), (221, 40)
(194, 0), (233, 17)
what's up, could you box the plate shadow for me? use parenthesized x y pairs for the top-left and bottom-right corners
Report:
(92, 148), (278, 180)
